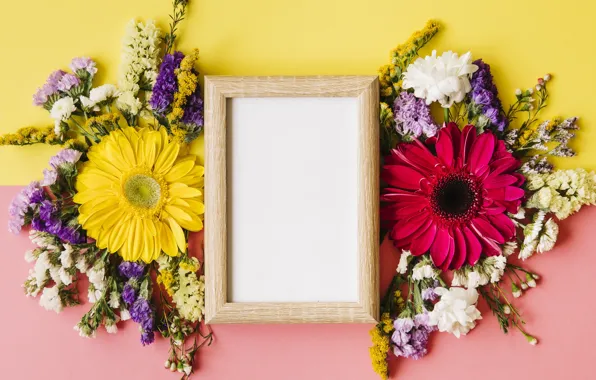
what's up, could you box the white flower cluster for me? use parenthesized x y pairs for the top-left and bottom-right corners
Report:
(428, 287), (482, 338)
(412, 262), (438, 281)
(526, 169), (596, 220)
(519, 211), (559, 260)
(117, 19), (161, 116)
(172, 263), (206, 323)
(23, 231), (80, 313)
(87, 261), (107, 303)
(451, 255), (507, 289)
(80, 84), (120, 111)
(50, 97), (76, 135)
(402, 50), (478, 108)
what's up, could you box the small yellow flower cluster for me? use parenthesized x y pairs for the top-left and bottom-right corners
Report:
(526, 168), (596, 219)
(0, 126), (62, 146)
(369, 326), (390, 380)
(517, 118), (558, 148)
(380, 312), (394, 334)
(379, 102), (394, 131)
(179, 256), (200, 272)
(378, 20), (440, 102)
(157, 269), (175, 296)
(85, 113), (121, 134)
(168, 49), (200, 132)
(394, 289), (405, 311)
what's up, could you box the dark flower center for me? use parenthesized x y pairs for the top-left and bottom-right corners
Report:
(430, 173), (482, 224)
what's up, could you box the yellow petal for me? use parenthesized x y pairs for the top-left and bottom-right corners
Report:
(160, 222), (178, 257)
(164, 205), (193, 223)
(154, 141), (180, 175)
(169, 183), (202, 198)
(167, 217), (187, 253)
(164, 158), (195, 183)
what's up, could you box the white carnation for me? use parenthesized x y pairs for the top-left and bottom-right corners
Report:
(39, 286), (63, 313)
(402, 50), (478, 108)
(428, 287), (482, 338)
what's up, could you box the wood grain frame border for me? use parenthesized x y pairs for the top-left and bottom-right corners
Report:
(204, 76), (379, 324)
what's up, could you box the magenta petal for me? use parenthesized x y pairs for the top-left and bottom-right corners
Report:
(486, 213), (516, 240)
(460, 125), (477, 164)
(395, 143), (437, 175)
(440, 236), (455, 271)
(450, 228), (467, 270)
(430, 228), (450, 267)
(489, 157), (520, 176)
(435, 127), (455, 166)
(468, 133), (496, 173)
(504, 186), (525, 201)
(484, 174), (518, 189)
(394, 212), (430, 240)
(471, 217), (506, 244)
(382, 165), (424, 190)
(411, 223), (437, 256)
(463, 227), (482, 266)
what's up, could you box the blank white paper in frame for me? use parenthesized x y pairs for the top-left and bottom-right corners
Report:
(227, 97), (359, 303)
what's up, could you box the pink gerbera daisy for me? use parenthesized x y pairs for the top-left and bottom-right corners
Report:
(381, 123), (524, 270)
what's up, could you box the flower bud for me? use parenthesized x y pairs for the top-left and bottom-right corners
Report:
(512, 283), (522, 298)
(521, 282), (529, 290)
(503, 305), (511, 315)
(515, 89), (522, 96)
(525, 334), (538, 345)
(169, 362), (177, 372)
(535, 84), (542, 91)
(164, 360), (170, 369)
(528, 88), (534, 95)
(544, 74), (551, 81)
(532, 274), (540, 280)
(527, 279), (536, 288)
(537, 78), (544, 85)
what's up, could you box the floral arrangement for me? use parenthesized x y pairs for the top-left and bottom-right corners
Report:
(3, 1), (213, 378)
(3, 3), (595, 378)
(370, 20), (595, 379)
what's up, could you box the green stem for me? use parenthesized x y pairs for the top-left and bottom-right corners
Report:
(443, 107), (450, 123)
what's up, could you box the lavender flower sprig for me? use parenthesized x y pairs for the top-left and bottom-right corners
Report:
(119, 262), (156, 346)
(468, 59), (508, 132)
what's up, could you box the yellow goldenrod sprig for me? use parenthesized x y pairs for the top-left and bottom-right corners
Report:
(379, 20), (440, 104)
(369, 326), (390, 380)
(0, 126), (63, 146)
(85, 113), (122, 136)
(169, 48), (200, 130)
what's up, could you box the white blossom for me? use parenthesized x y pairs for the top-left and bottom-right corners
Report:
(412, 264), (436, 281)
(50, 97), (76, 123)
(108, 291), (121, 309)
(428, 287), (482, 338)
(39, 286), (63, 313)
(466, 271), (489, 289)
(120, 308), (131, 321)
(24, 250), (36, 263)
(396, 250), (411, 274)
(58, 268), (73, 286)
(402, 50), (478, 108)
(60, 245), (73, 268)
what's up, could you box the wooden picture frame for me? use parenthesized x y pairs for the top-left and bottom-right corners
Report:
(204, 76), (379, 324)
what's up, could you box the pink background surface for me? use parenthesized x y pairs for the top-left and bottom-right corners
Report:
(0, 186), (595, 379)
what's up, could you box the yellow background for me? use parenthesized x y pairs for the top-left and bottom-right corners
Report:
(0, 0), (594, 184)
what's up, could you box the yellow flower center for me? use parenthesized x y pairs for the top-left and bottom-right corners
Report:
(123, 173), (162, 209)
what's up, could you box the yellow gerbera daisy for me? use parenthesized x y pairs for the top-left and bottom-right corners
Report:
(74, 127), (205, 263)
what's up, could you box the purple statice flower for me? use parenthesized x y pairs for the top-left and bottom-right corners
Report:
(130, 297), (156, 346)
(181, 88), (204, 127)
(39, 200), (57, 222)
(57, 73), (81, 92)
(140, 331), (155, 346)
(49, 149), (82, 168)
(122, 284), (137, 305)
(422, 287), (439, 302)
(470, 59), (508, 132)
(70, 57), (98, 76)
(119, 262), (146, 279)
(150, 51), (185, 114)
(391, 314), (436, 360)
(31, 217), (45, 231)
(41, 169), (58, 186)
(32, 70), (66, 106)
(57, 226), (85, 244)
(8, 181), (43, 234)
(393, 92), (437, 138)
